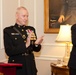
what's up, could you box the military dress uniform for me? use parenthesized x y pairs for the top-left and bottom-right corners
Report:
(3, 23), (41, 75)
(60, 0), (76, 25)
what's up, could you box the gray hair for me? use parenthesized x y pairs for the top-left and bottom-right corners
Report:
(16, 6), (27, 14)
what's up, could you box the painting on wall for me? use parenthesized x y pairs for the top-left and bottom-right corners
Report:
(44, 0), (63, 33)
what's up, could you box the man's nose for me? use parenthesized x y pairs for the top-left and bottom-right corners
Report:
(25, 17), (28, 20)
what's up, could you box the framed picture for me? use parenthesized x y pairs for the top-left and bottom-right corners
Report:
(44, 0), (63, 33)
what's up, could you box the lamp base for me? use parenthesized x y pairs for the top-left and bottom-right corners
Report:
(63, 56), (69, 66)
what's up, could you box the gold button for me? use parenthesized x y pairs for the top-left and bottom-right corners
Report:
(15, 38), (17, 40)
(12, 60), (14, 62)
(22, 29), (24, 31)
(24, 41), (26, 43)
(18, 26), (20, 28)
(22, 35), (26, 39)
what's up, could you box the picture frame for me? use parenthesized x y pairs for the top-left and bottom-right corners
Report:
(44, 0), (63, 33)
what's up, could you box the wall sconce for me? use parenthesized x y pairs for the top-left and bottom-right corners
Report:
(56, 25), (72, 66)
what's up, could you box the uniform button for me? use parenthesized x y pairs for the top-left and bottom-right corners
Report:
(24, 53), (29, 56)
(15, 38), (17, 40)
(12, 60), (14, 62)
(24, 41), (26, 43)
(22, 35), (26, 39)
(22, 29), (24, 31)
(18, 26), (20, 28)
(22, 53), (29, 56)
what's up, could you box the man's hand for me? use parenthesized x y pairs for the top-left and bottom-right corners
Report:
(26, 30), (32, 47)
(35, 36), (44, 44)
(58, 15), (65, 23)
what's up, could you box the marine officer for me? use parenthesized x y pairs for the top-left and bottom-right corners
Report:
(3, 6), (43, 75)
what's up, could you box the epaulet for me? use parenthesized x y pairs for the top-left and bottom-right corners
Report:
(3, 26), (14, 32)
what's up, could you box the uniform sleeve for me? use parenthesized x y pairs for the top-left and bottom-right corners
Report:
(3, 28), (27, 56)
(71, 24), (76, 46)
(33, 44), (41, 52)
(32, 27), (41, 52)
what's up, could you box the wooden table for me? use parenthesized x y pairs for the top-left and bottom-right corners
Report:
(0, 63), (22, 75)
(50, 63), (69, 75)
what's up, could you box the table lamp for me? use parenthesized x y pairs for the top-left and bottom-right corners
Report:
(56, 25), (72, 66)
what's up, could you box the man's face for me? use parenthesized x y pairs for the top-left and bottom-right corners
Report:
(16, 9), (29, 25)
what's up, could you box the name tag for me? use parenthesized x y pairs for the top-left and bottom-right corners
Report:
(11, 33), (19, 35)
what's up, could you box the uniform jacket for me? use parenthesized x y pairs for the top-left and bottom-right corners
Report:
(68, 24), (76, 69)
(3, 23), (41, 75)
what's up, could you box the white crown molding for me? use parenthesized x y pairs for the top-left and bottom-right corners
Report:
(42, 43), (72, 47)
(35, 55), (63, 61)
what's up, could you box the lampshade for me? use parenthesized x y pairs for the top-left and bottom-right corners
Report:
(56, 25), (71, 42)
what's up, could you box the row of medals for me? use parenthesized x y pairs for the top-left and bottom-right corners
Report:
(22, 29), (36, 43)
